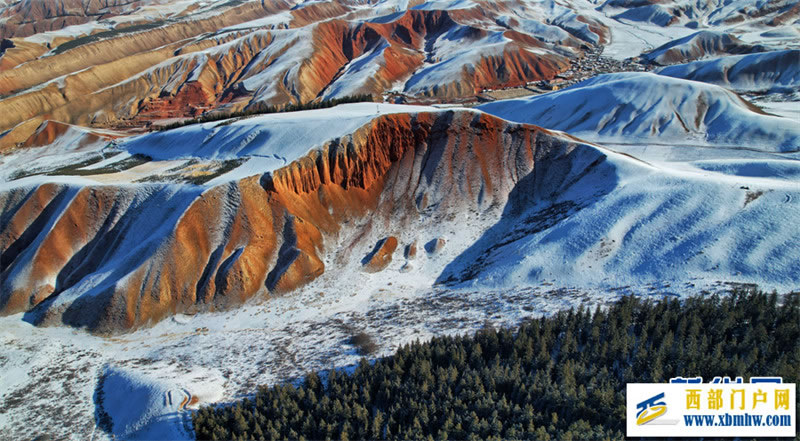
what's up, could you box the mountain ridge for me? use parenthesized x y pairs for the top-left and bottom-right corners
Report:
(2, 107), (586, 333)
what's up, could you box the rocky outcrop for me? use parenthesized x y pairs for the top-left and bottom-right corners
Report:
(362, 237), (399, 273)
(404, 241), (417, 260)
(424, 238), (446, 255)
(0, 110), (590, 333)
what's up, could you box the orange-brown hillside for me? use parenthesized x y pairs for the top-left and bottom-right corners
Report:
(0, 1), (581, 149)
(0, 109), (594, 333)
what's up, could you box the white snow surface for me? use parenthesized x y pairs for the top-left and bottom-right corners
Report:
(641, 30), (763, 65)
(496, 15), (574, 45)
(321, 41), (391, 100)
(0, 253), (620, 440)
(754, 100), (800, 123)
(656, 50), (800, 94)
(438, 142), (800, 292)
(477, 72), (800, 150)
(123, 103), (450, 162)
(219, 10), (294, 31)
(23, 22), (110, 45)
(99, 365), (224, 440)
(612, 4), (674, 27)
(411, 0), (477, 11)
(0, 124), (115, 183)
(403, 29), (514, 96)
(238, 28), (315, 103)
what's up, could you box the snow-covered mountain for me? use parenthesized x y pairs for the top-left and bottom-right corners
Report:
(1, 0), (799, 439)
(477, 72), (800, 149)
(641, 30), (769, 65)
(439, 144), (800, 291)
(3, 98), (800, 335)
(3, 98), (800, 436)
(1, 0), (797, 151)
(656, 50), (800, 94)
(0, 105), (585, 332)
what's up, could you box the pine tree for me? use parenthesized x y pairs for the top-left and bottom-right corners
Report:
(192, 291), (799, 441)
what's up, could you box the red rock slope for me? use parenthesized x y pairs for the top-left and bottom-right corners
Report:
(0, 109), (598, 333)
(0, 1), (581, 148)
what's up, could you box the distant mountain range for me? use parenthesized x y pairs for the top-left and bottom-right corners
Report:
(1, 0), (797, 149)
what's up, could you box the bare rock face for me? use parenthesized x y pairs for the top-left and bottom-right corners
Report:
(404, 242), (417, 260)
(0, 110), (592, 333)
(265, 215), (325, 295)
(362, 237), (399, 273)
(425, 238), (447, 255)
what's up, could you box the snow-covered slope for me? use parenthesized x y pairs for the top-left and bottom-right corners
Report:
(124, 103), (434, 161)
(642, 31), (767, 65)
(598, 0), (800, 29)
(477, 72), (800, 150)
(439, 144), (800, 291)
(656, 50), (800, 94)
(4, 102), (800, 335)
(2, 0), (800, 438)
(98, 365), (224, 440)
(612, 3), (676, 27)
(0, 121), (119, 181)
(4, 106), (589, 333)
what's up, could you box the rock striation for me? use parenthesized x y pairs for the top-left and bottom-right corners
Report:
(0, 110), (593, 333)
(0, 1), (579, 144)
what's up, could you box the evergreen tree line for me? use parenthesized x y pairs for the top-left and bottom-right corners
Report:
(157, 94), (374, 132)
(193, 290), (800, 440)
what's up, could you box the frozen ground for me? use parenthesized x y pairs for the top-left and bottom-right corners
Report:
(0, 273), (628, 441)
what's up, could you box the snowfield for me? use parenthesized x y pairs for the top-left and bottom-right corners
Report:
(477, 72), (800, 150)
(0, 280), (621, 440)
(123, 103), (444, 162)
(656, 50), (800, 94)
